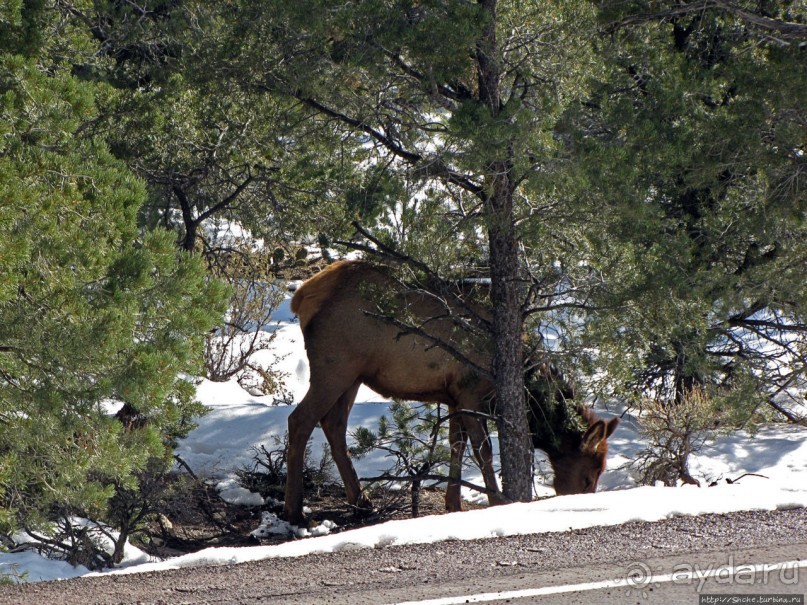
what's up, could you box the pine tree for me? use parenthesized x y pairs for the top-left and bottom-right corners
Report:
(574, 2), (807, 419)
(0, 1), (228, 553)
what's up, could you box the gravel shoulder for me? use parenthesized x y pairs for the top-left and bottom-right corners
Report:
(1, 507), (805, 605)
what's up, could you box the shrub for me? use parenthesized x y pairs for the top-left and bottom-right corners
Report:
(633, 388), (725, 486)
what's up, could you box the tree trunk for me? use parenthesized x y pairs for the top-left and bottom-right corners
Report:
(487, 177), (532, 502)
(672, 340), (700, 405)
(173, 185), (198, 252)
(411, 478), (421, 518)
(476, 0), (532, 503)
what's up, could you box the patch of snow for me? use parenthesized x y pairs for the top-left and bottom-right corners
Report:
(0, 551), (88, 584)
(250, 512), (292, 538)
(216, 478), (264, 507)
(100, 480), (807, 577)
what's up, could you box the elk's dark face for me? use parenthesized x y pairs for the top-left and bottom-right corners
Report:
(549, 417), (619, 496)
(522, 361), (618, 496)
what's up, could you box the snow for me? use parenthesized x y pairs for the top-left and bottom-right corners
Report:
(2, 291), (805, 583)
(0, 551), (88, 584)
(95, 480), (805, 577)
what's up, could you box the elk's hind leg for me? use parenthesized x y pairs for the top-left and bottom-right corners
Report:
(320, 380), (373, 515)
(285, 375), (358, 525)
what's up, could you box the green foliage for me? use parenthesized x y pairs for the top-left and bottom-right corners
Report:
(0, 2), (228, 556)
(101, 73), (350, 246)
(351, 401), (450, 517)
(202, 0), (601, 267)
(0, 0), (45, 56)
(573, 4), (807, 417)
(89, 2), (365, 251)
(352, 401), (449, 468)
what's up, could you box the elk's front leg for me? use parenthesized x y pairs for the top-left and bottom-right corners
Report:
(446, 412), (467, 512)
(284, 402), (318, 525)
(464, 416), (508, 506)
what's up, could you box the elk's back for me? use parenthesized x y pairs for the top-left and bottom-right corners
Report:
(292, 261), (491, 404)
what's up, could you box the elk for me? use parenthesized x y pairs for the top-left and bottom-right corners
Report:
(284, 260), (618, 524)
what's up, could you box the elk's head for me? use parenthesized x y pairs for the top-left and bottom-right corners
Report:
(525, 363), (619, 495)
(546, 412), (620, 495)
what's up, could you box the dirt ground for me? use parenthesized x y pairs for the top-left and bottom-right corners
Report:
(136, 473), (466, 559)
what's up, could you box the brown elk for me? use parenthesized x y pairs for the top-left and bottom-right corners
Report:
(284, 260), (618, 524)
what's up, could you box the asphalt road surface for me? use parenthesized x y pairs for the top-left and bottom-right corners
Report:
(1, 507), (805, 605)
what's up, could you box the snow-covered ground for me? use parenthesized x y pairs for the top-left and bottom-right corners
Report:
(2, 293), (806, 583)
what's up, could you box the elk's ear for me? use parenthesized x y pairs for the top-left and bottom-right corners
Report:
(605, 417), (620, 438)
(581, 420), (607, 453)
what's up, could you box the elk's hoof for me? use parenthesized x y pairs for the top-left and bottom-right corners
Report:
(487, 491), (510, 506)
(283, 508), (306, 527)
(353, 495), (375, 517)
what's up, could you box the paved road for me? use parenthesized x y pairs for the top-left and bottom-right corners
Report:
(1, 507), (805, 604)
(378, 543), (806, 604)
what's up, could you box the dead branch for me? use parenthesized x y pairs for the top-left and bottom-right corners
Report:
(360, 473), (496, 497)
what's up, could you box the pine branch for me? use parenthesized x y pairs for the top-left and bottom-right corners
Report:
(283, 93), (484, 196)
(378, 47), (473, 109)
(607, 1), (807, 43)
(728, 317), (807, 334)
(338, 221), (493, 334)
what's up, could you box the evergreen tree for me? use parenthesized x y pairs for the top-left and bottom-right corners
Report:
(0, 1), (228, 550)
(351, 401), (451, 518)
(575, 2), (807, 419)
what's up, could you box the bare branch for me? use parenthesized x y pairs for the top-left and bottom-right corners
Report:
(196, 174), (256, 223)
(378, 47), (473, 109)
(360, 473), (495, 496)
(364, 310), (492, 380)
(338, 221), (493, 332)
(265, 87), (484, 196)
(607, 0), (807, 42)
